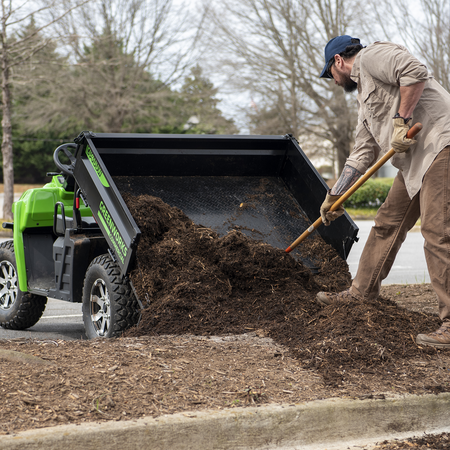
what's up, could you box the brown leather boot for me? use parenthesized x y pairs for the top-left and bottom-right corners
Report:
(316, 288), (357, 307)
(416, 321), (450, 348)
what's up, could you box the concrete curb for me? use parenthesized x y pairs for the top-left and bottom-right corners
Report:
(2, 393), (450, 450)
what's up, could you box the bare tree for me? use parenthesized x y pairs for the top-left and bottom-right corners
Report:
(204, 0), (373, 174)
(54, 0), (205, 85)
(19, 0), (208, 135)
(369, 0), (450, 92)
(0, 0), (89, 219)
(414, 0), (450, 91)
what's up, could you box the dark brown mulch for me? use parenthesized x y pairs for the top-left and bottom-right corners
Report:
(374, 432), (450, 449)
(123, 194), (442, 388)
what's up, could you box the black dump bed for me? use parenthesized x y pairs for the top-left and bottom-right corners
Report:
(73, 132), (358, 276)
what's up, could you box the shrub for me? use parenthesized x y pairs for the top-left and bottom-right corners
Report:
(344, 178), (393, 209)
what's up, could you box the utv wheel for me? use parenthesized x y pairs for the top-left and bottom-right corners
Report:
(0, 241), (47, 330)
(82, 254), (140, 339)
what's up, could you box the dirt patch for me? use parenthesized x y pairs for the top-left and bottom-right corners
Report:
(1, 194), (450, 445)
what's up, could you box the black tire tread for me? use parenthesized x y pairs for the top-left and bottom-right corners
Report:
(0, 240), (48, 330)
(0, 239), (14, 253)
(1, 294), (47, 330)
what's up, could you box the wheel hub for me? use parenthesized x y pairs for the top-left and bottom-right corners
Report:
(90, 278), (111, 337)
(0, 260), (18, 311)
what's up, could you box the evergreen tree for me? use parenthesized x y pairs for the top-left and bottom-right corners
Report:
(20, 24), (186, 136)
(179, 65), (237, 134)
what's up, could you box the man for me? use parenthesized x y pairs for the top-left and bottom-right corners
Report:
(317, 35), (450, 348)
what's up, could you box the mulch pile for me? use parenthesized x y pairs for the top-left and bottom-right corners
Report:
(123, 194), (442, 386)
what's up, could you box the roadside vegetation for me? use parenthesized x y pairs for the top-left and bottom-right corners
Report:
(344, 178), (393, 220)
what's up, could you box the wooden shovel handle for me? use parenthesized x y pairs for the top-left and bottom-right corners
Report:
(285, 122), (423, 253)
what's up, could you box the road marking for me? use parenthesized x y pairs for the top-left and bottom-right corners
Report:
(41, 315), (82, 319)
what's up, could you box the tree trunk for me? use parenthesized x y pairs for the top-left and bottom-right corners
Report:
(332, 91), (355, 175)
(1, 11), (13, 220)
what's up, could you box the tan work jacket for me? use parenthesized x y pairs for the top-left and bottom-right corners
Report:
(346, 41), (450, 198)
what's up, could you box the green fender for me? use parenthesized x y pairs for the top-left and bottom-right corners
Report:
(11, 176), (92, 293)
(12, 201), (27, 292)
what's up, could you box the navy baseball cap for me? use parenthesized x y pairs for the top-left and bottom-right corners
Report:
(320, 35), (361, 78)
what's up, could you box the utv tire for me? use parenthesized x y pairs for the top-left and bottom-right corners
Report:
(0, 241), (47, 330)
(82, 254), (140, 339)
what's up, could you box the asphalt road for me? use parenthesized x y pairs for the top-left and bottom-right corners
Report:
(0, 297), (85, 341)
(347, 220), (429, 285)
(0, 221), (429, 341)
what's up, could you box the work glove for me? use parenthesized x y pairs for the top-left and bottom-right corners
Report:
(320, 192), (345, 226)
(391, 117), (417, 153)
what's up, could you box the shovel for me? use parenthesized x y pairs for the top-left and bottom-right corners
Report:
(285, 122), (423, 253)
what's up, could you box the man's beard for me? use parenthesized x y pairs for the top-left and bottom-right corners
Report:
(342, 75), (358, 93)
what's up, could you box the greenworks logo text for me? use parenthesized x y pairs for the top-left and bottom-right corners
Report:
(86, 146), (110, 188)
(98, 201), (128, 264)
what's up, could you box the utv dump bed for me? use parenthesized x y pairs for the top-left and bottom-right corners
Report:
(73, 132), (358, 275)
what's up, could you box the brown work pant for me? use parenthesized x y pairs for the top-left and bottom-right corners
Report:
(350, 147), (450, 320)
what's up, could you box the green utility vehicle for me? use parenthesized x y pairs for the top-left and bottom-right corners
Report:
(0, 132), (358, 339)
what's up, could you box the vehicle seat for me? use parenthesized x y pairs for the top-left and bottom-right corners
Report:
(54, 214), (99, 235)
